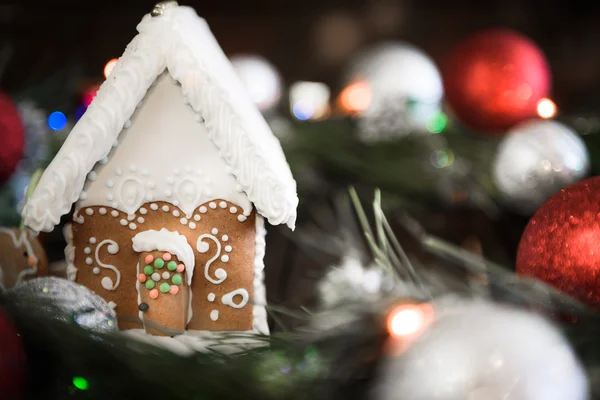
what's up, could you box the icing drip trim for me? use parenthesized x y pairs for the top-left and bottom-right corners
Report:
(132, 228), (195, 281)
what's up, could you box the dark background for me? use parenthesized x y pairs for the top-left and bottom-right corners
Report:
(2, 0), (600, 112)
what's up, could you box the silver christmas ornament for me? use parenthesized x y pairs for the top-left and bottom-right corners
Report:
(343, 42), (444, 141)
(493, 119), (589, 215)
(376, 297), (588, 400)
(7, 277), (118, 333)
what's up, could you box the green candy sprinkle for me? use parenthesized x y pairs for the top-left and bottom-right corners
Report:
(159, 283), (171, 293)
(167, 261), (178, 271)
(171, 274), (182, 285)
(145, 280), (155, 290)
(143, 265), (154, 275)
(154, 258), (165, 269)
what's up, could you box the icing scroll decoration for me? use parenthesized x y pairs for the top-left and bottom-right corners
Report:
(221, 288), (249, 309)
(196, 234), (227, 284)
(94, 239), (121, 290)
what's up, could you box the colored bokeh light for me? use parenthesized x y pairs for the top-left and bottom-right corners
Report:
(104, 58), (119, 78)
(386, 303), (434, 339)
(72, 376), (89, 390)
(292, 102), (314, 121)
(537, 98), (557, 119)
(47, 111), (67, 131)
(75, 105), (87, 120)
(83, 84), (101, 107)
(427, 113), (448, 133)
(338, 81), (372, 115)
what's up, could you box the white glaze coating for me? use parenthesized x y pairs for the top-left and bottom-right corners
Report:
(132, 228), (195, 281)
(21, 6), (297, 233)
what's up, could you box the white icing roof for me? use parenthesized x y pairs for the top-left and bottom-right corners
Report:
(21, 6), (298, 233)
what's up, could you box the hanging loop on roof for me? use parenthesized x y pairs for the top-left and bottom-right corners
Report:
(151, 1), (179, 17)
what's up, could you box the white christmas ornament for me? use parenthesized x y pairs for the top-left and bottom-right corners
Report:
(344, 42), (444, 141)
(493, 119), (589, 215)
(230, 55), (282, 113)
(376, 298), (588, 400)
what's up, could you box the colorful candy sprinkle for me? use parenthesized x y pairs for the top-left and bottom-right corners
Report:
(144, 255), (154, 264)
(163, 252), (172, 261)
(137, 274), (147, 283)
(172, 274), (182, 285)
(169, 285), (179, 295)
(149, 289), (159, 299)
(145, 280), (155, 290)
(167, 261), (178, 271)
(176, 264), (185, 273)
(143, 265), (154, 275)
(154, 258), (165, 269)
(159, 283), (171, 293)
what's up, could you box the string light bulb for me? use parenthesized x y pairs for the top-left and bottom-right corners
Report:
(386, 303), (434, 339)
(537, 98), (557, 119)
(338, 81), (372, 115)
(104, 58), (119, 78)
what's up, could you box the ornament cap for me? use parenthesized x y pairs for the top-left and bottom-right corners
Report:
(151, 1), (179, 17)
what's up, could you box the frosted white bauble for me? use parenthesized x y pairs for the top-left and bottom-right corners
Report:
(493, 119), (589, 215)
(230, 55), (282, 113)
(344, 42), (444, 138)
(345, 42), (443, 105)
(376, 298), (588, 400)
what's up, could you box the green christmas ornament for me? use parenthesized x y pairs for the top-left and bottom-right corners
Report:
(145, 280), (156, 290)
(154, 258), (165, 269)
(143, 265), (154, 275)
(167, 261), (178, 271)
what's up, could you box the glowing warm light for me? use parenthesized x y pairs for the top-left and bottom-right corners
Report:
(537, 98), (557, 119)
(104, 58), (119, 78)
(386, 303), (433, 339)
(338, 81), (372, 115)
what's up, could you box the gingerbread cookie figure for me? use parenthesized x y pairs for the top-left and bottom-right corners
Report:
(0, 227), (48, 290)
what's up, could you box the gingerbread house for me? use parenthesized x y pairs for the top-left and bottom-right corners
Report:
(21, 2), (297, 341)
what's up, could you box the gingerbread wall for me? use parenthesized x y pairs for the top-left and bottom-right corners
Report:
(71, 199), (255, 334)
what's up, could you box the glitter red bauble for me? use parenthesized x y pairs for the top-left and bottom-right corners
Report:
(517, 177), (600, 309)
(0, 307), (26, 399)
(0, 92), (25, 185)
(442, 29), (551, 135)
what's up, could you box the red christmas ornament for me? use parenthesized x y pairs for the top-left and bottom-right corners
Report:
(0, 307), (26, 399)
(0, 92), (25, 185)
(442, 29), (551, 135)
(517, 177), (600, 309)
